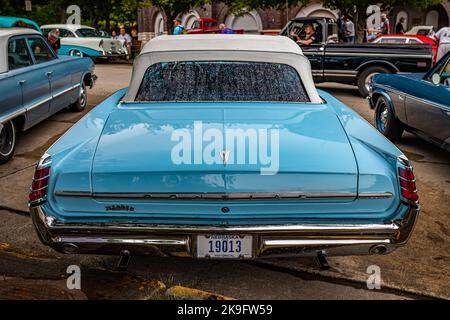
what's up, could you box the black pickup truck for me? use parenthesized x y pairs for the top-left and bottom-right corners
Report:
(280, 17), (433, 96)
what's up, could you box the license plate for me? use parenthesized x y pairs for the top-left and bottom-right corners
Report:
(196, 234), (252, 259)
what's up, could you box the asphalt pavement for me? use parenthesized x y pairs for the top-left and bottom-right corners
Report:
(0, 64), (448, 300)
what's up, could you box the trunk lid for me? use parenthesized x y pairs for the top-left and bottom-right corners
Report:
(91, 103), (358, 199)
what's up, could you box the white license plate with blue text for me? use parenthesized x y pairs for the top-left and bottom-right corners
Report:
(196, 235), (253, 259)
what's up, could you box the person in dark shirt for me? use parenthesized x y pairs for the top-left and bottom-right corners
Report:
(291, 24), (316, 45)
(395, 17), (406, 34)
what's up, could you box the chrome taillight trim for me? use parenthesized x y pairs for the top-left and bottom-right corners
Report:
(396, 155), (419, 205)
(29, 153), (52, 208)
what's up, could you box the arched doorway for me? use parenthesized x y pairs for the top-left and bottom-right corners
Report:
(296, 3), (338, 19)
(225, 11), (263, 34)
(182, 10), (200, 30)
(154, 12), (165, 36)
(425, 10), (439, 28)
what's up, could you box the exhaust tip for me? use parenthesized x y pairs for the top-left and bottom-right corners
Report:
(61, 243), (79, 254)
(369, 244), (387, 255)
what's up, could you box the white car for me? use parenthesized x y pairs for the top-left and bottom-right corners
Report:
(405, 25), (435, 36)
(41, 24), (127, 59)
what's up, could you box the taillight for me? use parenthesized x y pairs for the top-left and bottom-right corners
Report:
(29, 153), (52, 206)
(397, 156), (418, 203)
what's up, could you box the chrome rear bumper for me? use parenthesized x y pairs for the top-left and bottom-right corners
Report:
(30, 204), (419, 258)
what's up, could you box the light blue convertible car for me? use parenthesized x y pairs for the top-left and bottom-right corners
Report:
(0, 28), (96, 164)
(369, 51), (450, 151)
(29, 35), (419, 261)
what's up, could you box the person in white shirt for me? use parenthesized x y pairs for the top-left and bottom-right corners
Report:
(344, 16), (355, 43)
(435, 25), (450, 61)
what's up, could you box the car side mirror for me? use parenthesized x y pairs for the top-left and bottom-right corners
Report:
(431, 73), (441, 85)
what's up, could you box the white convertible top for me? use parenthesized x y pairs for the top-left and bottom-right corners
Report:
(124, 35), (322, 103)
(141, 34), (303, 55)
(0, 28), (41, 73)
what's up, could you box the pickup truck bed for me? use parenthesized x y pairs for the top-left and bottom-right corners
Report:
(281, 18), (433, 96)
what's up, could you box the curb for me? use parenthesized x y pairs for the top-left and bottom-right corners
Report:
(164, 286), (235, 300)
(0, 242), (53, 260)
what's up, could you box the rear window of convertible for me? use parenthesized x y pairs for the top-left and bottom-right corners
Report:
(135, 61), (310, 102)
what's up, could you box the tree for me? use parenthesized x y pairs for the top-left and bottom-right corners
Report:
(321, 0), (443, 41)
(141, 0), (206, 34)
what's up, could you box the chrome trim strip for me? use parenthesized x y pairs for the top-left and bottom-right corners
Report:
(30, 185), (48, 192)
(33, 205), (400, 232)
(54, 191), (392, 200)
(52, 83), (80, 99)
(358, 192), (393, 199)
(56, 236), (189, 247)
(0, 108), (26, 124)
(323, 73), (357, 78)
(263, 239), (391, 247)
(324, 70), (357, 74)
(374, 83), (450, 111)
(2, 84), (81, 121)
(25, 96), (53, 112)
(29, 204), (420, 257)
(325, 52), (432, 59)
(32, 175), (50, 182)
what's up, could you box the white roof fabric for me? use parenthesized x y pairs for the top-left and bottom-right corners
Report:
(124, 35), (322, 103)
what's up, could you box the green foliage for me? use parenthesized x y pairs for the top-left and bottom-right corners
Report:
(0, 0), (445, 32)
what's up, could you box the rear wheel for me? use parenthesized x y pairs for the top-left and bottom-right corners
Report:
(0, 120), (17, 164)
(357, 66), (391, 97)
(69, 82), (87, 112)
(374, 96), (404, 141)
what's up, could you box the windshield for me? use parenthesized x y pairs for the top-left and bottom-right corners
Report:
(75, 28), (102, 37)
(135, 61), (310, 103)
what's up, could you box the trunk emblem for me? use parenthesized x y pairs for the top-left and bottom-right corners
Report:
(219, 150), (231, 166)
(105, 205), (135, 212)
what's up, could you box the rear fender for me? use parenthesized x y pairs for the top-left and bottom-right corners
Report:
(356, 60), (400, 74)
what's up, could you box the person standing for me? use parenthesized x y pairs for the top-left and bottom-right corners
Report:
(173, 19), (185, 35)
(395, 17), (406, 34)
(344, 16), (355, 43)
(380, 14), (390, 35)
(435, 24), (450, 61)
(117, 27), (133, 60)
(337, 15), (346, 42)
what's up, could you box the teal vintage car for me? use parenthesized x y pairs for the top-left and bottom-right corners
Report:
(0, 28), (96, 164)
(29, 35), (419, 261)
(0, 16), (41, 32)
(369, 51), (450, 151)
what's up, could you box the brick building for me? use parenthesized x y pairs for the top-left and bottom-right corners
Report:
(137, 1), (450, 43)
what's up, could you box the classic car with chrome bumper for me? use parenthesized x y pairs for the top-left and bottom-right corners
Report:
(30, 202), (419, 258)
(368, 51), (450, 151)
(28, 35), (421, 260)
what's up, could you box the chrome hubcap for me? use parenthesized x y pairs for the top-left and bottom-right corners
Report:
(79, 85), (87, 107)
(0, 121), (15, 157)
(378, 103), (388, 131)
(365, 73), (379, 92)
